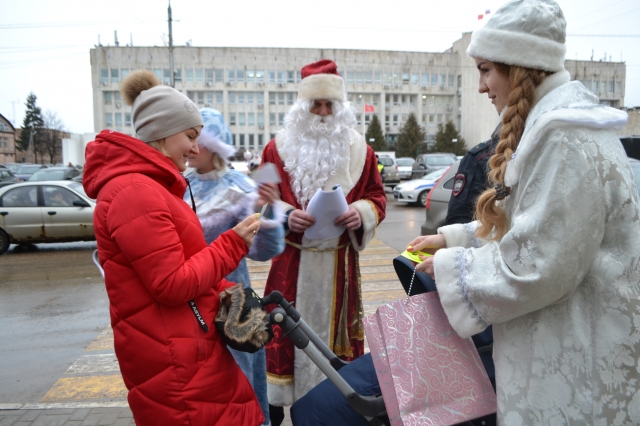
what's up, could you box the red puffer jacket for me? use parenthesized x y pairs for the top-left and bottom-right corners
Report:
(83, 130), (264, 426)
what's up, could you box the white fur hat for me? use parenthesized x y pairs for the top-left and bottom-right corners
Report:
(297, 59), (346, 102)
(466, 0), (567, 72)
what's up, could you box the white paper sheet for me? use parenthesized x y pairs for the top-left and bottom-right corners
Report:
(304, 185), (349, 240)
(251, 162), (281, 184)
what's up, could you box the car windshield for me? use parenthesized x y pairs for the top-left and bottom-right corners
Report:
(68, 182), (93, 200)
(396, 159), (414, 166)
(17, 165), (43, 174)
(421, 168), (447, 180)
(379, 157), (394, 166)
(427, 156), (456, 166)
(630, 161), (640, 195)
(29, 170), (66, 181)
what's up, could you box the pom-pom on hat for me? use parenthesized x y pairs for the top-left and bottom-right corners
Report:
(297, 59), (346, 102)
(197, 108), (237, 160)
(466, 0), (567, 73)
(120, 69), (203, 143)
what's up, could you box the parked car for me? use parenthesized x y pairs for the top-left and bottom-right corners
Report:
(0, 180), (95, 254)
(392, 168), (447, 207)
(411, 153), (456, 179)
(14, 164), (47, 181)
(420, 161), (460, 235)
(0, 168), (21, 188)
(28, 166), (81, 181)
(378, 156), (400, 186)
(3, 163), (22, 173)
(395, 157), (415, 180)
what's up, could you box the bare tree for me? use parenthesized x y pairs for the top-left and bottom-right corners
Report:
(42, 110), (67, 164)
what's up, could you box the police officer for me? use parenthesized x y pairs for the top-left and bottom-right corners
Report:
(446, 124), (501, 225)
(376, 154), (386, 183)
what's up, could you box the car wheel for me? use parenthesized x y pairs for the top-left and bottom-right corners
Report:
(418, 190), (429, 207)
(0, 228), (10, 255)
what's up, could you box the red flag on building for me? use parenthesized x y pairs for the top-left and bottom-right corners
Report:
(478, 14), (484, 20)
(365, 104), (375, 112)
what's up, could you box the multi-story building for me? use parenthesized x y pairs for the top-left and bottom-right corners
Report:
(90, 34), (626, 152)
(0, 113), (17, 165)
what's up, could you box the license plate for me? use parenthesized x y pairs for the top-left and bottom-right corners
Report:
(393, 191), (399, 199)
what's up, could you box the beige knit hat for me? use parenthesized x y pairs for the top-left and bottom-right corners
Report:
(120, 70), (203, 142)
(466, 0), (567, 72)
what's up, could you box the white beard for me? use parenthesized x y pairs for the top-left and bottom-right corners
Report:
(280, 100), (357, 207)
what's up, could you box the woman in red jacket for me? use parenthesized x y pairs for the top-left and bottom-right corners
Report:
(83, 69), (264, 426)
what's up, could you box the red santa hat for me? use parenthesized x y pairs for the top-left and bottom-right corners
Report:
(297, 59), (347, 102)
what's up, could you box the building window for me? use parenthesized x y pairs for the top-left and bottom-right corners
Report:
(357, 114), (362, 125)
(215, 69), (223, 83)
(237, 69), (245, 83)
(186, 69), (194, 82)
(431, 74), (438, 86)
(239, 134), (245, 147)
(163, 69), (171, 85)
(401, 95), (407, 106)
(270, 113), (276, 126)
(121, 69), (129, 80)
(238, 92), (245, 104)
(197, 91), (204, 104)
(609, 81), (614, 92)
(365, 114), (371, 125)
(207, 92), (214, 105)
(384, 70), (392, 85)
(247, 92), (254, 104)
(409, 95), (417, 106)
(239, 113), (246, 126)
(422, 73), (428, 87)
(205, 68), (213, 84)
(100, 68), (108, 84)
(125, 113), (131, 127)
(616, 82), (621, 93)
(268, 70), (276, 84)
(356, 71), (363, 84)
(278, 113), (284, 126)
(227, 70), (235, 83)
(449, 75), (454, 86)
(393, 115), (398, 126)
(174, 69), (182, 82)
(105, 113), (113, 127)
(385, 115), (390, 126)
(278, 71), (285, 84)
(411, 73), (418, 85)
(374, 71), (382, 84)
(287, 93), (294, 105)
(347, 69), (354, 84)
(115, 113), (122, 128)
(593, 81), (599, 92)
(429, 114), (435, 126)
(269, 93), (276, 104)
(248, 113), (255, 126)
(278, 93), (284, 105)
(440, 74), (446, 86)
(258, 114), (264, 126)
(256, 70), (264, 84)
(257, 93), (264, 105)
(104, 92), (112, 104)
(195, 68), (203, 82)
(246, 69), (255, 83)
(110, 69), (120, 83)
(365, 71), (373, 84)
(249, 134), (255, 148)
(287, 71), (295, 83)
(229, 92), (236, 104)
(258, 134), (264, 147)
(229, 113), (236, 125)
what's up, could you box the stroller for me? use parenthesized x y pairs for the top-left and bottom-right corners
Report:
(261, 255), (496, 426)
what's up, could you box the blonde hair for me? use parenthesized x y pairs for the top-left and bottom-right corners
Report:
(475, 65), (547, 240)
(147, 139), (170, 156)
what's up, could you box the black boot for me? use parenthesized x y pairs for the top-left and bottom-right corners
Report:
(269, 404), (284, 426)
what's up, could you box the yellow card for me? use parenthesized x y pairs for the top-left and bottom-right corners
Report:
(400, 249), (432, 264)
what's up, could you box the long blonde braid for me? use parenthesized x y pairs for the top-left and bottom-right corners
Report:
(475, 65), (547, 240)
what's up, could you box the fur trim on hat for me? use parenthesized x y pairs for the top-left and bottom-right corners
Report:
(215, 284), (271, 349)
(467, 27), (566, 72)
(121, 69), (160, 106)
(298, 74), (346, 102)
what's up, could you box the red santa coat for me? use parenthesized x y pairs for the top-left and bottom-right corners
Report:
(83, 131), (264, 426)
(262, 130), (386, 405)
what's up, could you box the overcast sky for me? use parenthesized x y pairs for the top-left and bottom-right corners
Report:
(1, 0), (639, 134)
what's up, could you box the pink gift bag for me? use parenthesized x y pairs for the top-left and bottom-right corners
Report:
(363, 292), (497, 426)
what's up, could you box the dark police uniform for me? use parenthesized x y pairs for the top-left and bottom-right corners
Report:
(446, 125), (501, 225)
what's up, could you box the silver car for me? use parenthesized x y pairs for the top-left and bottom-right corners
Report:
(420, 161), (460, 235)
(395, 157), (415, 180)
(0, 180), (95, 254)
(378, 156), (400, 186)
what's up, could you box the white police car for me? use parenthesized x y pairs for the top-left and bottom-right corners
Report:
(392, 168), (447, 206)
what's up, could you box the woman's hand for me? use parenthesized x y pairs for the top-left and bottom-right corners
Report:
(257, 183), (280, 206)
(415, 255), (435, 278)
(406, 234), (446, 256)
(233, 213), (261, 247)
(288, 209), (316, 233)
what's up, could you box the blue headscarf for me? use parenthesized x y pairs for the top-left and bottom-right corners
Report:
(198, 108), (236, 160)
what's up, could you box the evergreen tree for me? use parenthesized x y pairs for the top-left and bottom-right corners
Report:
(395, 113), (425, 158)
(365, 115), (387, 151)
(16, 93), (45, 162)
(431, 120), (467, 156)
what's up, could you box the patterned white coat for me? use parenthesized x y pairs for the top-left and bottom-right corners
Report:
(433, 70), (640, 425)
